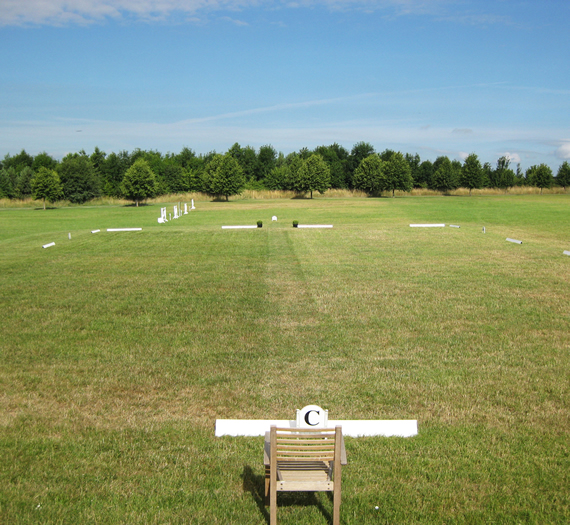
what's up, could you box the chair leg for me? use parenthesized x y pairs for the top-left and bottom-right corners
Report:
(333, 485), (341, 525)
(270, 486), (277, 525)
(265, 466), (270, 505)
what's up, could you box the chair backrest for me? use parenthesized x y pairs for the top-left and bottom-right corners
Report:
(271, 426), (340, 464)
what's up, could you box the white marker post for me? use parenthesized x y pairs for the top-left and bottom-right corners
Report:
(191, 199), (195, 210)
(184, 203), (188, 215)
(215, 404), (418, 438)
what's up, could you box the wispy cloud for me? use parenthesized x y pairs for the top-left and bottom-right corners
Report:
(0, 0), (456, 27)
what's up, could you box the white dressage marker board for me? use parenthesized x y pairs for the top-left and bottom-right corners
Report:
(107, 228), (142, 232)
(222, 225), (258, 229)
(563, 250), (570, 256)
(297, 225), (333, 229)
(449, 225), (460, 228)
(215, 404), (418, 438)
(42, 242), (55, 249)
(506, 238), (522, 244)
(410, 224), (445, 227)
(91, 229), (100, 233)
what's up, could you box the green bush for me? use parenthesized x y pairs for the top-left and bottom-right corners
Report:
(257, 220), (262, 228)
(293, 220), (298, 227)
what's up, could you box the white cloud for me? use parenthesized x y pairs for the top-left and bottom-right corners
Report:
(0, 0), (453, 26)
(555, 142), (570, 159)
(503, 152), (521, 164)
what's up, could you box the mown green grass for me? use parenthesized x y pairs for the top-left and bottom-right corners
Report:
(1, 195), (569, 523)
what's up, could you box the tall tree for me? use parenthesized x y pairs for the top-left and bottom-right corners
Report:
(405, 153), (422, 188)
(293, 154), (331, 198)
(100, 151), (130, 197)
(494, 156), (516, 193)
(527, 164), (553, 194)
(460, 153), (483, 195)
(3, 150), (33, 174)
(0, 169), (14, 199)
(416, 160), (433, 188)
(347, 142), (375, 188)
(120, 159), (157, 206)
(431, 157), (458, 194)
(556, 161), (570, 191)
(384, 151), (413, 197)
(314, 144), (348, 189)
(58, 153), (101, 203)
(352, 154), (386, 196)
(31, 167), (63, 209)
(203, 153), (245, 201)
(256, 145), (277, 181)
(15, 166), (34, 199)
(32, 152), (58, 172)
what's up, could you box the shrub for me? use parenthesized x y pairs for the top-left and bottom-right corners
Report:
(293, 220), (298, 228)
(257, 220), (262, 228)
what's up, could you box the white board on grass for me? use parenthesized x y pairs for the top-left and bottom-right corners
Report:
(506, 238), (522, 244)
(563, 250), (570, 256)
(215, 418), (417, 437)
(222, 225), (257, 229)
(297, 225), (333, 229)
(107, 228), (142, 232)
(91, 230), (100, 233)
(42, 242), (55, 249)
(410, 224), (445, 227)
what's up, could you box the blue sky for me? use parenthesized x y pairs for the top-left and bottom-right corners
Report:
(1, 0), (569, 170)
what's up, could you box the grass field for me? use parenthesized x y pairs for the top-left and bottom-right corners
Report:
(1, 194), (569, 524)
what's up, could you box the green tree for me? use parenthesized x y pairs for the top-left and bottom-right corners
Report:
(460, 153), (483, 195)
(384, 151), (413, 197)
(416, 160), (434, 188)
(352, 155), (386, 196)
(314, 144), (348, 189)
(100, 151), (131, 197)
(265, 165), (291, 190)
(494, 157), (515, 193)
(527, 164), (553, 194)
(0, 169), (14, 199)
(431, 157), (458, 194)
(58, 153), (101, 203)
(120, 158), (158, 206)
(32, 152), (58, 172)
(556, 161), (570, 191)
(203, 153), (245, 201)
(347, 142), (375, 188)
(405, 153), (422, 188)
(15, 166), (34, 199)
(31, 167), (63, 209)
(293, 154), (331, 198)
(256, 145), (277, 181)
(3, 150), (33, 174)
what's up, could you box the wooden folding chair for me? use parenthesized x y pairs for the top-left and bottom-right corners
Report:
(264, 425), (345, 525)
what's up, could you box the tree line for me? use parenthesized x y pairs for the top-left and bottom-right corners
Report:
(1, 143), (569, 207)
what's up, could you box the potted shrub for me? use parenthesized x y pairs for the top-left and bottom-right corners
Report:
(293, 220), (299, 228)
(257, 220), (263, 228)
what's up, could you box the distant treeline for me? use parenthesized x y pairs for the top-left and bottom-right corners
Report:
(1, 142), (569, 204)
